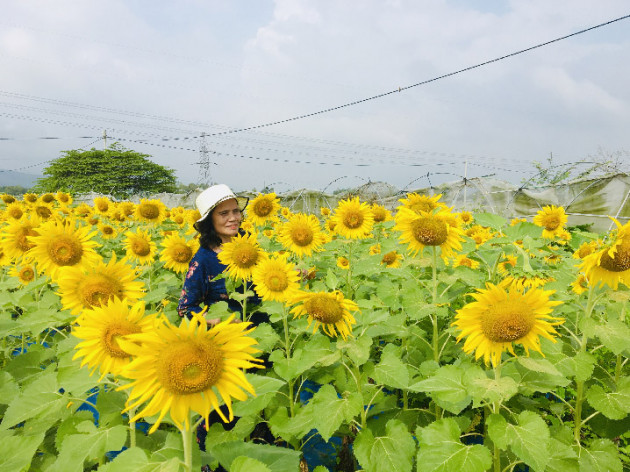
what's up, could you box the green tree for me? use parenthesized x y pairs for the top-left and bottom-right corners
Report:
(34, 144), (177, 199)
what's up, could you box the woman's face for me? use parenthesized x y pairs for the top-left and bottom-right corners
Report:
(211, 198), (242, 243)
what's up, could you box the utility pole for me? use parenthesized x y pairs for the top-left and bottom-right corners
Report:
(103, 130), (107, 149)
(199, 132), (210, 186)
(463, 158), (468, 211)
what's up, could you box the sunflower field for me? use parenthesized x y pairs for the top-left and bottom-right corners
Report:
(1, 190), (629, 472)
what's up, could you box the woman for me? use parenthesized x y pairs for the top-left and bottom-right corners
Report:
(177, 184), (273, 459)
(177, 183), (260, 324)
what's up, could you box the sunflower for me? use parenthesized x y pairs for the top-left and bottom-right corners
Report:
(336, 256), (350, 269)
(452, 280), (564, 367)
(571, 274), (589, 295)
(572, 240), (599, 260)
(371, 203), (392, 223)
(74, 203), (93, 218)
(459, 211), (474, 225)
(218, 232), (266, 280)
(276, 213), (326, 257)
(119, 201), (136, 217)
(290, 290), (359, 340)
(22, 193), (38, 204)
(381, 250), (403, 268)
(134, 199), (167, 224)
(55, 192), (73, 206)
(578, 218), (630, 289)
(465, 225), (494, 247)
(4, 202), (25, 221)
(118, 314), (262, 433)
(72, 298), (157, 380)
(331, 197), (374, 239)
(186, 209), (202, 226)
(8, 264), (37, 285)
(93, 196), (112, 216)
(251, 253), (300, 302)
(533, 205), (567, 239)
(510, 217), (527, 226)
(159, 234), (199, 274)
(280, 207), (293, 219)
(1, 194), (16, 204)
(57, 255), (145, 315)
(98, 222), (118, 239)
(32, 202), (54, 220)
(27, 220), (101, 280)
(123, 228), (157, 264)
(247, 193), (281, 227)
(369, 243), (381, 255)
(0, 215), (41, 261)
(398, 193), (446, 214)
(497, 255), (518, 276)
(320, 207), (331, 217)
(171, 213), (186, 226)
(394, 207), (463, 259)
(451, 254), (480, 269)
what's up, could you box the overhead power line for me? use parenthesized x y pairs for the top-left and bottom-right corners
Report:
(199, 14), (630, 138)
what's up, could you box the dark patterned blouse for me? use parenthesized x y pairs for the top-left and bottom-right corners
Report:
(177, 246), (259, 319)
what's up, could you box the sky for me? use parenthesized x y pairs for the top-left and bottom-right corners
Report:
(0, 0), (629, 194)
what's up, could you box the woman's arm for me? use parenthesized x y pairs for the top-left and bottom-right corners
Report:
(177, 260), (207, 319)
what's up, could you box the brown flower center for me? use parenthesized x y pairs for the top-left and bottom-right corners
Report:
(342, 211), (364, 229)
(158, 340), (224, 394)
(411, 217), (448, 246)
(171, 243), (193, 263)
(17, 226), (38, 252)
(264, 269), (288, 291)
(139, 203), (160, 220)
(481, 299), (535, 343)
(304, 295), (343, 324)
(35, 206), (52, 219)
(79, 274), (125, 309)
(48, 235), (84, 266)
(381, 251), (397, 265)
(7, 207), (23, 219)
(231, 242), (259, 268)
(41, 194), (55, 203)
(102, 321), (141, 358)
(19, 267), (35, 282)
(290, 227), (313, 246)
(131, 238), (151, 256)
(599, 242), (630, 272)
(544, 216), (561, 231)
(253, 199), (273, 217)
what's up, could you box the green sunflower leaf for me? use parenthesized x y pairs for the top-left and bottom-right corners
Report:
(409, 364), (471, 414)
(577, 439), (622, 472)
(487, 411), (550, 471)
(416, 418), (492, 472)
(0, 432), (45, 472)
(354, 419), (415, 472)
(372, 343), (410, 389)
(586, 377), (630, 420)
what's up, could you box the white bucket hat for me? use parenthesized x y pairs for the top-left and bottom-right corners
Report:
(195, 184), (248, 224)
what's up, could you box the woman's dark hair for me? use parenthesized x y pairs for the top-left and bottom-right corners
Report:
(194, 212), (222, 249)
(194, 209), (245, 249)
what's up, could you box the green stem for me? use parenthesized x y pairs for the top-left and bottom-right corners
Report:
(242, 278), (248, 323)
(180, 419), (194, 472)
(615, 354), (623, 385)
(430, 246), (442, 419)
(347, 243), (354, 298)
(128, 406), (137, 448)
(574, 285), (595, 445)
(354, 364), (367, 429)
(282, 306), (294, 417)
(493, 363), (503, 472)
